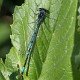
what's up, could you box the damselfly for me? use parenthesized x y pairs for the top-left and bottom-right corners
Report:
(21, 8), (49, 76)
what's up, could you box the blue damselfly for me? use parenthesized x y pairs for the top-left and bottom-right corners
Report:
(21, 8), (49, 76)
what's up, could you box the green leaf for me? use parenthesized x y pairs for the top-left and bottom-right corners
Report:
(5, 47), (19, 72)
(38, 0), (78, 80)
(0, 71), (6, 80)
(77, 7), (80, 32)
(0, 58), (5, 71)
(0, 0), (78, 80)
(0, 58), (8, 80)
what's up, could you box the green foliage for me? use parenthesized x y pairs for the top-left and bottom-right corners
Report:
(0, 0), (79, 80)
(77, 7), (80, 32)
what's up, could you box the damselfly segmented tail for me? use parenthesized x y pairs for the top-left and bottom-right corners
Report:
(21, 8), (49, 76)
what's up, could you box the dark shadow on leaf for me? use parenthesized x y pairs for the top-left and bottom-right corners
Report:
(71, 2), (80, 80)
(9, 70), (23, 80)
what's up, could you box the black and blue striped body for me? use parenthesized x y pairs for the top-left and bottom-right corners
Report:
(21, 8), (49, 76)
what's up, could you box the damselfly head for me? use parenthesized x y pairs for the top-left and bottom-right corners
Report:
(38, 8), (49, 20)
(39, 8), (50, 14)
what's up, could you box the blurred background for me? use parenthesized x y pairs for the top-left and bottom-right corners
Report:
(0, 0), (24, 61)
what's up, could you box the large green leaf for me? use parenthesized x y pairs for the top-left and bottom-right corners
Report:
(39, 0), (78, 79)
(0, 0), (78, 80)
